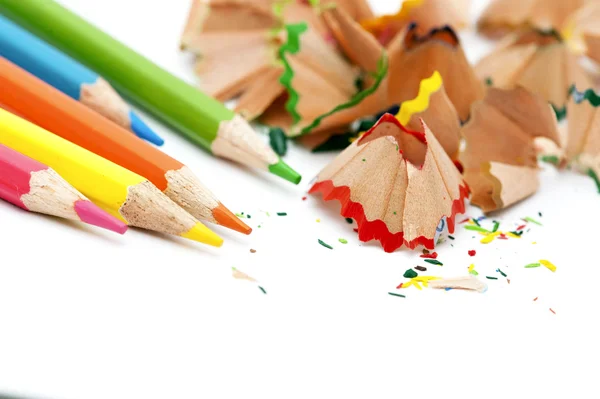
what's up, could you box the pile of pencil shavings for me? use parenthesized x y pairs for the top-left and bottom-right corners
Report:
(181, 0), (600, 252)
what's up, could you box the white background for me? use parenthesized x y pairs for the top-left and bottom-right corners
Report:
(1, 1), (599, 398)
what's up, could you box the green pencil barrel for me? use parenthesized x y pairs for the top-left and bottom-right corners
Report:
(0, 0), (232, 151)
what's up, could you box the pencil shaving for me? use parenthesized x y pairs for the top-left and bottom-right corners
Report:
(361, 0), (471, 46)
(565, 86), (600, 191)
(476, 30), (592, 112)
(429, 275), (487, 293)
(477, 0), (584, 39)
(310, 114), (468, 252)
(461, 87), (561, 212)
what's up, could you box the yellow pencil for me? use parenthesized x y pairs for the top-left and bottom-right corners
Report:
(0, 107), (223, 246)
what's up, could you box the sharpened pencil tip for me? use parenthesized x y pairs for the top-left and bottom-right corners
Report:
(181, 222), (224, 247)
(73, 200), (128, 234)
(269, 159), (302, 184)
(213, 203), (252, 235)
(129, 111), (165, 146)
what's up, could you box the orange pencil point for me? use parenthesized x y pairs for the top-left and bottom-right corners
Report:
(213, 203), (252, 235)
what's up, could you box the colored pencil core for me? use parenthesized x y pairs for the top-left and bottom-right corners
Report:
(181, 222), (224, 247)
(212, 203), (252, 235)
(73, 199), (128, 234)
(128, 110), (164, 146)
(269, 159), (302, 184)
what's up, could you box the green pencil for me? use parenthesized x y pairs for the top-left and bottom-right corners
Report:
(0, 0), (301, 184)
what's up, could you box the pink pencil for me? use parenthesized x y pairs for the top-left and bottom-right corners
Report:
(0, 143), (127, 234)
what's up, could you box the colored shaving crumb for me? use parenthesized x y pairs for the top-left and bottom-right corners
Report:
(345, 218), (353, 224)
(473, 218), (481, 226)
(549, 308), (556, 315)
(424, 259), (443, 266)
(316, 218), (321, 223)
(497, 268), (507, 277)
(448, 235), (455, 240)
(492, 221), (500, 232)
(533, 297), (538, 301)
(538, 212), (543, 217)
(339, 238), (348, 244)
(259, 286), (267, 294)
(302, 196), (307, 201)
(423, 249), (430, 254)
(388, 292), (406, 298)
(516, 224), (526, 231)
(459, 218), (470, 224)
(468, 264), (479, 276)
(420, 252), (438, 259)
(277, 212), (287, 216)
(524, 216), (542, 226)
(250, 249), (256, 253)
(540, 259), (557, 272)
(235, 213), (244, 217)
(465, 225), (491, 233)
(400, 276), (441, 290)
(247, 214), (251, 218)
(403, 269), (418, 278)
(532, 241), (537, 244)
(486, 276), (498, 280)
(266, 212), (270, 217)
(525, 263), (541, 268)
(318, 239), (333, 249)
(468, 250), (476, 257)
(415, 266), (427, 272)
(481, 231), (500, 244)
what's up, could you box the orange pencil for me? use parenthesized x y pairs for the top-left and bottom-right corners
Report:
(0, 56), (250, 235)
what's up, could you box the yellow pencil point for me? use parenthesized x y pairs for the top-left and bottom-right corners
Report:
(182, 222), (224, 247)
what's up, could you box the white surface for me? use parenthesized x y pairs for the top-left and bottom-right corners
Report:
(0, 1), (599, 399)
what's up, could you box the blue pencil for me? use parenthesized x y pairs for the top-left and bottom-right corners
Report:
(0, 15), (164, 146)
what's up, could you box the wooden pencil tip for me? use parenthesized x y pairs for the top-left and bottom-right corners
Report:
(74, 200), (128, 234)
(181, 222), (224, 247)
(213, 203), (252, 235)
(269, 159), (302, 184)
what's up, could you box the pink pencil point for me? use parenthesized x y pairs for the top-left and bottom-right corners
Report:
(74, 200), (128, 234)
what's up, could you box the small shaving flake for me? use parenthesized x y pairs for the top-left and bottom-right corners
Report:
(415, 266), (427, 272)
(486, 276), (498, 280)
(318, 239), (333, 249)
(468, 250), (476, 257)
(424, 259), (443, 266)
(525, 263), (541, 268)
(403, 269), (418, 278)
(492, 221), (500, 232)
(258, 286), (267, 294)
(250, 249), (257, 253)
(420, 252), (438, 259)
(345, 218), (353, 224)
(277, 212), (288, 216)
(524, 216), (542, 226)
(540, 259), (557, 272)
(388, 292), (406, 298)
(497, 268), (507, 277)
(465, 225), (491, 233)
(338, 238), (348, 244)
(468, 264), (479, 276)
